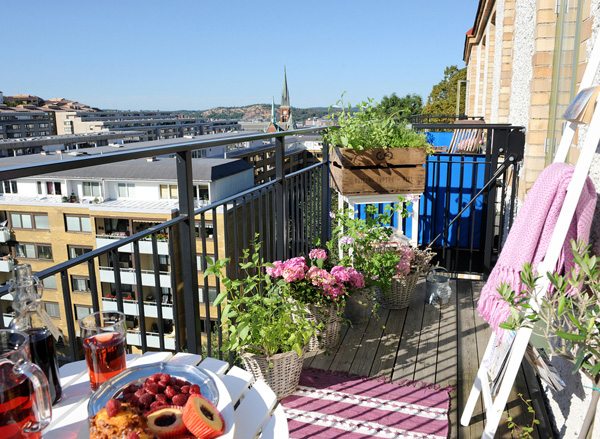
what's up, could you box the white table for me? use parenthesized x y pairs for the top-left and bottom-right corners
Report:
(43, 351), (289, 439)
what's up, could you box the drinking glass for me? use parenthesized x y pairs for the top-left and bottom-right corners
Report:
(78, 311), (127, 391)
(0, 329), (52, 438)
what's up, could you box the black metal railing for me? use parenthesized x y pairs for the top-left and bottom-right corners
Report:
(414, 123), (525, 273)
(409, 114), (485, 125)
(0, 123), (525, 361)
(0, 128), (330, 362)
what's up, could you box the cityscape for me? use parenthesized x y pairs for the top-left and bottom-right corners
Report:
(1, 0), (600, 438)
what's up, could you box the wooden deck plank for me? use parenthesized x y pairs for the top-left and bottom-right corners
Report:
(436, 278), (459, 439)
(329, 317), (369, 372)
(306, 325), (349, 370)
(349, 308), (389, 377)
(413, 293), (441, 385)
(456, 278), (482, 439)
(369, 307), (408, 379)
(391, 281), (427, 382)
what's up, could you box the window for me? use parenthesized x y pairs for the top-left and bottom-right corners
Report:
(16, 243), (52, 260)
(117, 183), (135, 198)
(199, 287), (218, 304)
(82, 181), (101, 197)
(158, 255), (170, 272)
(42, 276), (57, 290)
(65, 215), (91, 232)
(45, 181), (62, 195)
(68, 245), (92, 259)
(159, 184), (178, 199)
(195, 221), (214, 240)
(75, 305), (93, 320)
(0, 181), (18, 194)
(193, 185), (209, 202)
(10, 212), (49, 230)
(44, 302), (60, 319)
(71, 276), (90, 293)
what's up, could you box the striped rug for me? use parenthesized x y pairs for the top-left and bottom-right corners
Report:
(281, 369), (451, 438)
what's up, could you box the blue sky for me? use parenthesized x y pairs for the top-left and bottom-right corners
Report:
(1, 0), (478, 110)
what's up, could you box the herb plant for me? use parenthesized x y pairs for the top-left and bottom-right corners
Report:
(324, 98), (429, 151)
(206, 241), (315, 358)
(499, 241), (599, 438)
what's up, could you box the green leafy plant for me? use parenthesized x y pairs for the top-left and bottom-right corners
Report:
(327, 200), (410, 292)
(500, 241), (600, 438)
(206, 241), (316, 358)
(323, 98), (428, 151)
(506, 393), (540, 439)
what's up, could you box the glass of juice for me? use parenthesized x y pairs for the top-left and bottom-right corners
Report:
(0, 329), (52, 439)
(78, 311), (127, 391)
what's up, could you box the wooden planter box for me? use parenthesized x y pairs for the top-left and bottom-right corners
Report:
(330, 147), (426, 195)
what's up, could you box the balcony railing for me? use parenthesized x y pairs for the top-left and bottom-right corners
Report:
(0, 124), (525, 363)
(0, 128), (330, 361)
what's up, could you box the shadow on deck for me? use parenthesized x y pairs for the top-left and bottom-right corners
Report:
(304, 279), (555, 438)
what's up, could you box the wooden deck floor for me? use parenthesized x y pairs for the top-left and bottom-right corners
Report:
(304, 279), (555, 438)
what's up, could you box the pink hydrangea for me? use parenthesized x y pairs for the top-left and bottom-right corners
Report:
(308, 248), (327, 261)
(396, 245), (415, 277)
(346, 267), (365, 289)
(331, 265), (351, 283)
(323, 284), (344, 299)
(266, 260), (284, 278)
(306, 266), (336, 288)
(281, 257), (308, 283)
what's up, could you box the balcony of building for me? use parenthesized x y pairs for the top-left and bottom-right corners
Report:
(0, 125), (556, 436)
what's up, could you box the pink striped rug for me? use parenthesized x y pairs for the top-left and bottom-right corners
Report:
(281, 369), (451, 438)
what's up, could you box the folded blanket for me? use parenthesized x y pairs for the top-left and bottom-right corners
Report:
(477, 163), (597, 331)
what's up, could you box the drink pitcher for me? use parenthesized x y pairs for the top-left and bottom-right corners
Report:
(0, 329), (52, 438)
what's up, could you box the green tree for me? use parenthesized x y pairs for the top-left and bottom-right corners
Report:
(376, 93), (422, 120)
(423, 65), (467, 116)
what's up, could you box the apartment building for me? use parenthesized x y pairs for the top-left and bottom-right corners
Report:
(55, 110), (240, 142)
(0, 131), (140, 157)
(464, 0), (598, 195)
(0, 140), (254, 352)
(0, 105), (54, 140)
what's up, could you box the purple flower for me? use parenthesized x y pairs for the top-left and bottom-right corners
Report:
(339, 236), (354, 245)
(331, 265), (351, 283)
(329, 211), (336, 219)
(309, 248), (327, 261)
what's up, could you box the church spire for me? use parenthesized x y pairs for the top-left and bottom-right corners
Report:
(281, 66), (290, 107)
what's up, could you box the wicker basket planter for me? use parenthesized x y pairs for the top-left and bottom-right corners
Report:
(307, 302), (344, 352)
(344, 287), (376, 325)
(240, 350), (304, 400)
(378, 271), (420, 309)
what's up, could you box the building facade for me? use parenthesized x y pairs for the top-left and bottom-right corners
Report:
(464, 0), (598, 195)
(0, 144), (254, 353)
(54, 110), (239, 141)
(0, 105), (55, 140)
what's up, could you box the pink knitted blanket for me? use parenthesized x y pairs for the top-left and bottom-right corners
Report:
(477, 163), (597, 331)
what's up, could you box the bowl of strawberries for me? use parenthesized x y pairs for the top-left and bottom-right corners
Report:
(88, 363), (227, 438)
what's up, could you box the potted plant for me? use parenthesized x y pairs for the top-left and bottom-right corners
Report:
(69, 192), (78, 203)
(266, 248), (365, 352)
(327, 202), (408, 323)
(324, 99), (429, 195)
(206, 242), (316, 400)
(500, 241), (599, 438)
(377, 244), (434, 309)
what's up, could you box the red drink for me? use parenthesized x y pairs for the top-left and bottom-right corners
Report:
(83, 332), (126, 391)
(0, 362), (40, 439)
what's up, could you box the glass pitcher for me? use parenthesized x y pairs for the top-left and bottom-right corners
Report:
(0, 329), (52, 439)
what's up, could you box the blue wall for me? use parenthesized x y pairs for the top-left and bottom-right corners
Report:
(354, 154), (488, 249)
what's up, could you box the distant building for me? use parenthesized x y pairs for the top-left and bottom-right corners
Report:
(266, 68), (296, 133)
(54, 110), (239, 141)
(3, 94), (43, 106)
(0, 104), (55, 140)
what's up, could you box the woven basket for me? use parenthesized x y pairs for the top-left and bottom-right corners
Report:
(379, 271), (420, 309)
(344, 287), (376, 325)
(240, 350), (304, 400)
(307, 302), (344, 352)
